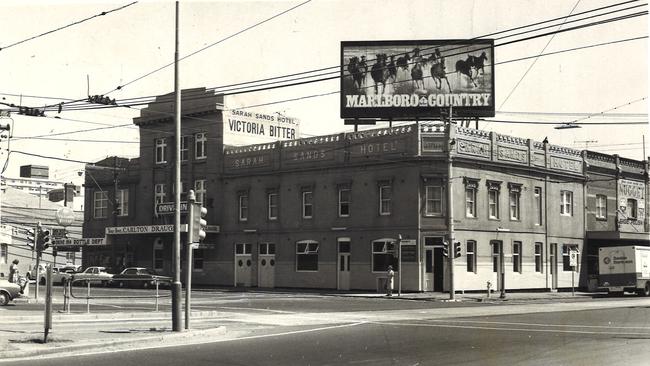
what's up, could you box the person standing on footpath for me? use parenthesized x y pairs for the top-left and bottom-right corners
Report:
(9, 259), (19, 283)
(386, 265), (395, 296)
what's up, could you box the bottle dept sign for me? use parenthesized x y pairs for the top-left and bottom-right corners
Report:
(340, 39), (495, 119)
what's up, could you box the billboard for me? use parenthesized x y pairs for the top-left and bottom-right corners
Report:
(224, 109), (300, 146)
(341, 39), (495, 119)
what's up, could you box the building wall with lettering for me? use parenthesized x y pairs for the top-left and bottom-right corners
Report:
(618, 178), (646, 232)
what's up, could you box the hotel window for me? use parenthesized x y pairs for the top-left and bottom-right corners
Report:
(379, 183), (392, 216)
(239, 193), (249, 221)
(508, 183), (522, 221)
(534, 242), (543, 273)
(193, 249), (204, 271)
(512, 241), (522, 273)
(372, 239), (398, 272)
(425, 185), (443, 216)
(0, 244), (7, 264)
(302, 190), (313, 219)
(153, 245), (164, 272)
(596, 194), (607, 220)
(464, 178), (479, 218)
(296, 240), (319, 271)
(154, 184), (166, 204)
(466, 240), (476, 273)
(235, 243), (252, 255)
(195, 132), (207, 160)
(116, 188), (129, 217)
(486, 181), (501, 219)
(194, 179), (206, 205)
(155, 138), (167, 164)
(627, 199), (638, 220)
(172, 181), (187, 201)
(93, 191), (108, 218)
(560, 191), (573, 216)
(338, 187), (351, 217)
(534, 187), (542, 225)
(180, 136), (189, 162)
(260, 243), (276, 255)
(268, 192), (278, 220)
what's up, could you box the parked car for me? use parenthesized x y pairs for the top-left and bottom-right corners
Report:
(112, 267), (171, 289)
(0, 278), (22, 305)
(26, 264), (46, 280)
(39, 267), (75, 286)
(72, 266), (114, 286)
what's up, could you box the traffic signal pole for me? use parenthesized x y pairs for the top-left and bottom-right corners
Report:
(447, 108), (456, 301)
(171, 0), (182, 332)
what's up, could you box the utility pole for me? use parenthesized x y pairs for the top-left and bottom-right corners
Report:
(171, 0), (183, 332)
(447, 106), (456, 301)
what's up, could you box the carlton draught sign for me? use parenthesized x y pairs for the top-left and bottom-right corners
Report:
(341, 39), (495, 119)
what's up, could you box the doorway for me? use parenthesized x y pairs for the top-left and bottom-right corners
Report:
(424, 237), (444, 292)
(235, 243), (253, 287)
(337, 238), (351, 290)
(258, 243), (275, 288)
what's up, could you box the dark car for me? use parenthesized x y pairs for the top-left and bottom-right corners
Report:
(112, 267), (171, 289)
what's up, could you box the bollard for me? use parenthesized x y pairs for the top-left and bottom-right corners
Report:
(155, 280), (159, 312)
(86, 280), (91, 313)
(66, 279), (71, 314)
(486, 281), (492, 298)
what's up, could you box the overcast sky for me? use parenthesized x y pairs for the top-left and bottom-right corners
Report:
(0, 0), (647, 184)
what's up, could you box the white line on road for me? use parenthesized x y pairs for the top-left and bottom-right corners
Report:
(217, 306), (296, 314)
(370, 321), (650, 337)
(424, 318), (650, 330)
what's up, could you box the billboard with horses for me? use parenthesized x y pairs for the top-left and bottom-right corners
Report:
(341, 39), (495, 119)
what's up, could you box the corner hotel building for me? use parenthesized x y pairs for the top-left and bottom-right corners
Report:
(82, 88), (649, 292)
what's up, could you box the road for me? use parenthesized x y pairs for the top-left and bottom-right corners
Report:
(3, 287), (650, 365)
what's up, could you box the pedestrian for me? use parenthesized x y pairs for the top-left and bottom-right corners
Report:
(386, 265), (394, 296)
(9, 259), (19, 283)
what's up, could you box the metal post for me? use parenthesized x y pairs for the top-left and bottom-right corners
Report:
(34, 223), (41, 301)
(171, 0), (183, 332)
(397, 235), (402, 297)
(86, 280), (90, 313)
(155, 281), (159, 312)
(499, 242), (506, 299)
(447, 107), (455, 301)
(44, 265), (52, 343)
(185, 191), (196, 330)
(572, 267), (575, 296)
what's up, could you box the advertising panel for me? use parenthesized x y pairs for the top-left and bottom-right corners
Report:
(341, 39), (495, 119)
(224, 109), (300, 146)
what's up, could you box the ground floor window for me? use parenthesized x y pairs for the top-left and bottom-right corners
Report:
(236, 243), (252, 255)
(372, 239), (398, 272)
(562, 244), (579, 271)
(296, 240), (319, 271)
(534, 242), (543, 273)
(466, 240), (476, 273)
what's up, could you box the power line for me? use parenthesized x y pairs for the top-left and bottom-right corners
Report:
(0, 2), (138, 51)
(103, 0), (312, 95)
(38, 0), (647, 111)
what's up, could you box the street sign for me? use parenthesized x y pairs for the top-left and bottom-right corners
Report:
(55, 207), (75, 226)
(156, 201), (188, 215)
(51, 237), (105, 247)
(106, 224), (187, 235)
(52, 228), (66, 239)
(569, 249), (578, 268)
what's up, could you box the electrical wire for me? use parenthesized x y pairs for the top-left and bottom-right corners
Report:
(0, 2), (138, 51)
(37, 0), (647, 111)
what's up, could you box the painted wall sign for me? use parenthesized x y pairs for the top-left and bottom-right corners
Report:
(457, 139), (490, 158)
(421, 136), (445, 152)
(497, 146), (527, 164)
(224, 109), (300, 146)
(550, 156), (582, 173)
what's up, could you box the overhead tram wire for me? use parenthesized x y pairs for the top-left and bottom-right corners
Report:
(0, 2), (138, 51)
(18, 33), (645, 146)
(56, 0), (646, 108)
(55, 7), (648, 113)
(44, 0), (646, 111)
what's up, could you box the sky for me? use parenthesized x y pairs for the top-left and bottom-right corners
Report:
(0, 0), (647, 185)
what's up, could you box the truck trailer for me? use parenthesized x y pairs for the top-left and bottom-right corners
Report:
(599, 246), (650, 296)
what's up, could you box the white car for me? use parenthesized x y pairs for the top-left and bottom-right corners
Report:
(39, 267), (74, 286)
(72, 266), (114, 286)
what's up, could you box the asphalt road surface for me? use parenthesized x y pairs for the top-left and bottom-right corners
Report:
(3, 290), (650, 366)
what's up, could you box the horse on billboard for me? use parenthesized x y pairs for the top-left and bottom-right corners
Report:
(467, 51), (488, 76)
(455, 57), (477, 87)
(347, 56), (367, 91)
(430, 59), (451, 92)
(371, 53), (391, 94)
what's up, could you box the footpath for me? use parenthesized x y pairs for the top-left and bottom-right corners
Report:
(0, 289), (609, 361)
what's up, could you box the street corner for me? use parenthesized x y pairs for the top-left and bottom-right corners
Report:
(0, 326), (228, 361)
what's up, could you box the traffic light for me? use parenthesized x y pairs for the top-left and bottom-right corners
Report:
(442, 241), (449, 257)
(188, 202), (208, 243)
(40, 229), (51, 250)
(454, 242), (462, 258)
(26, 227), (36, 249)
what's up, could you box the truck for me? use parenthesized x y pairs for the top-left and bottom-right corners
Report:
(599, 246), (650, 296)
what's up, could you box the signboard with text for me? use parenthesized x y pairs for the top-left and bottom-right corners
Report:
(225, 109), (300, 146)
(341, 39), (495, 119)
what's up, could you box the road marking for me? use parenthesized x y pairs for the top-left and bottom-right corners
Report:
(423, 318), (650, 330)
(370, 321), (650, 337)
(1, 322), (366, 362)
(217, 306), (295, 314)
